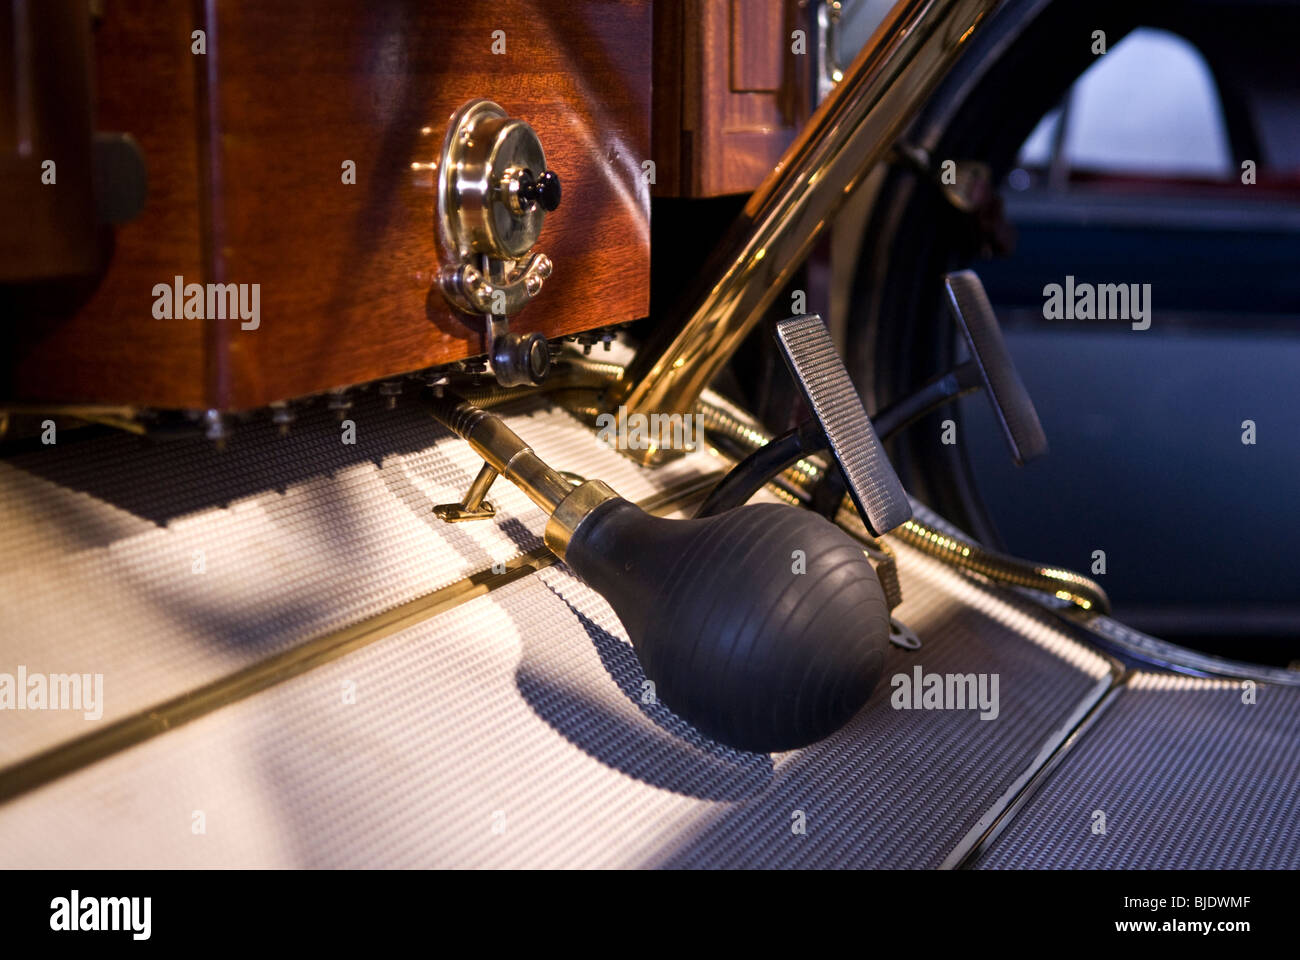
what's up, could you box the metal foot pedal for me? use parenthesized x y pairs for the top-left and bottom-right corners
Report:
(775, 315), (912, 537)
(698, 275), (1045, 526)
(943, 270), (1047, 465)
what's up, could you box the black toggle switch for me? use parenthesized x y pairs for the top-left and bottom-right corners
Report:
(518, 168), (561, 211)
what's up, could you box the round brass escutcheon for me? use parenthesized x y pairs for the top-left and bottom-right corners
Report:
(436, 99), (548, 262)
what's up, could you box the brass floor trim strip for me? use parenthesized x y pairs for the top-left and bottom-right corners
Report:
(941, 670), (1130, 869)
(0, 471), (723, 807)
(0, 547), (554, 807)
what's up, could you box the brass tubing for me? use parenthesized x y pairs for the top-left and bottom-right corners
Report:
(613, 0), (1002, 450)
(429, 392), (576, 515)
(891, 518), (1111, 613)
(429, 391), (622, 559)
(695, 403), (1110, 614)
(441, 365), (1108, 613)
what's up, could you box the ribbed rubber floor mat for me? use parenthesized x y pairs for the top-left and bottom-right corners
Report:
(0, 391), (711, 766)
(977, 674), (1300, 869)
(0, 387), (1120, 867)
(0, 538), (1111, 868)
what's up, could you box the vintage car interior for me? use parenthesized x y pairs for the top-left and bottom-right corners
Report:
(0, 0), (1296, 874)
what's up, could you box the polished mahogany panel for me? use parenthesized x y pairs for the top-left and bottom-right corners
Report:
(213, 0), (651, 409)
(6, 2), (208, 408)
(4, 0), (651, 411)
(653, 0), (811, 197)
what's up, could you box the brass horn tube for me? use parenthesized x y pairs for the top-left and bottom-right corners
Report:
(429, 392), (578, 515)
(428, 391), (620, 560)
(612, 0), (1002, 459)
(441, 364), (1108, 613)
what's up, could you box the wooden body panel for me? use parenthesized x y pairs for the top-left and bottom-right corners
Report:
(5, 0), (651, 411)
(214, 0), (652, 409)
(653, 0), (812, 197)
(8, 2), (208, 408)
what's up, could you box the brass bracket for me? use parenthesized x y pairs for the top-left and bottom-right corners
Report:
(433, 463), (499, 522)
(439, 251), (552, 317)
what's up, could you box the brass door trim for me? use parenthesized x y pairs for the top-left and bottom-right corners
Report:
(0, 472), (723, 808)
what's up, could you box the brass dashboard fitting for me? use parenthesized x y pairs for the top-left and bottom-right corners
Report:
(436, 99), (554, 266)
(434, 99), (560, 320)
(434, 99), (563, 387)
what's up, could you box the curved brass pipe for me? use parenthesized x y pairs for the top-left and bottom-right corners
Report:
(611, 0), (1004, 461)
(693, 400), (1108, 615)
(472, 359), (1109, 615)
(705, 401), (1109, 614)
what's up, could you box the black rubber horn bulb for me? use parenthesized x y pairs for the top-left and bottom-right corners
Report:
(564, 500), (890, 753)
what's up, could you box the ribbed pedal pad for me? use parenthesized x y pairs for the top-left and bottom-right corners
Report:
(776, 315), (911, 536)
(943, 270), (1048, 465)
